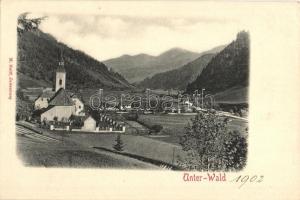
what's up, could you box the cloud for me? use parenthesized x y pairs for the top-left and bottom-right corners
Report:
(39, 14), (246, 60)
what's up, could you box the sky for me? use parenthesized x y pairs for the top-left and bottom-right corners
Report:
(37, 13), (246, 61)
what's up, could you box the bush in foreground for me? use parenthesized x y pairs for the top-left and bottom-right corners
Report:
(179, 111), (247, 171)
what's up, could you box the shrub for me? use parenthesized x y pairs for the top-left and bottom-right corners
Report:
(113, 134), (125, 152)
(151, 124), (163, 133)
(53, 116), (58, 122)
(70, 115), (84, 128)
(223, 130), (247, 170)
(124, 112), (138, 121)
(179, 111), (247, 171)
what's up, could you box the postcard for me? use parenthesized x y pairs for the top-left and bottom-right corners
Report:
(0, 1), (299, 199)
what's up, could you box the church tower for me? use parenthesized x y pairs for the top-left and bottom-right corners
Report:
(55, 53), (66, 92)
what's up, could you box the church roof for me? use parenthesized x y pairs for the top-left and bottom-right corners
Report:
(48, 88), (74, 106)
(39, 105), (55, 115)
(84, 115), (96, 122)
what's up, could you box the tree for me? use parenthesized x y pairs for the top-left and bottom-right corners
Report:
(223, 130), (247, 170)
(53, 116), (58, 124)
(16, 89), (25, 100)
(16, 113), (20, 121)
(151, 124), (163, 134)
(113, 134), (125, 152)
(17, 12), (47, 33)
(124, 112), (138, 121)
(179, 111), (247, 171)
(16, 95), (33, 121)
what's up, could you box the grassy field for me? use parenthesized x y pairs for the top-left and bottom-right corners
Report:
(42, 113), (248, 166)
(137, 113), (248, 144)
(17, 111), (248, 168)
(58, 132), (186, 165)
(124, 120), (149, 134)
(138, 114), (192, 144)
(226, 118), (248, 136)
(214, 86), (248, 104)
(17, 126), (158, 169)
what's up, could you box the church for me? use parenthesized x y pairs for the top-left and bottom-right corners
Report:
(34, 58), (85, 122)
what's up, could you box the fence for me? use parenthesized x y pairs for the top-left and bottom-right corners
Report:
(50, 125), (126, 133)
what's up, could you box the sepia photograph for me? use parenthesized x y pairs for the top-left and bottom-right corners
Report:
(16, 12), (249, 171)
(1, 1), (300, 200)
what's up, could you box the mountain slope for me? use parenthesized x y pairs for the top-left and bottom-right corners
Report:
(138, 53), (216, 90)
(213, 86), (248, 104)
(103, 48), (201, 83)
(17, 28), (132, 90)
(186, 31), (249, 97)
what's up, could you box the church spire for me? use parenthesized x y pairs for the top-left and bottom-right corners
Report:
(57, 48), (65, 72)
(55, 48), (66, 91)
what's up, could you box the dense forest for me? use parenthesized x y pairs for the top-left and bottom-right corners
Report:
(186, 31), (249, 94)
(17, 28), (132, 90)
(138, 53), (216, 90)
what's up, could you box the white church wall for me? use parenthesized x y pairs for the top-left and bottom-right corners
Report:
(41, 106), (74, 122)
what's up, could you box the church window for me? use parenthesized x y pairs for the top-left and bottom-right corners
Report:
(59, 79), (62, 85)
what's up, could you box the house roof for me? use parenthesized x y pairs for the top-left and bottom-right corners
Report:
(34, 90), (54, 102)
(67, 91), (74, 97)
(39, 105), (55, 115)
(70, 93), (85, 103)
(84, 115), (96, 122)
(70, 94), (78, 98)
(48, 88), (74, 106)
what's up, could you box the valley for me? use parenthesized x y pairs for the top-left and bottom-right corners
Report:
(16, 14), (249, 170)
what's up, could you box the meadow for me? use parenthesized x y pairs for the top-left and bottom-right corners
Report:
(40, 112), (247, 167)
(137, 113), (248, 144)
(17, 111), (248, 168)
(17, 127), (158, 168)
(57, 132), (186, 166)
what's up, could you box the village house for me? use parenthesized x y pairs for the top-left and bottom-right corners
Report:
(71, 94), (85, 116)
(32, 56), (125, 133)
(82, 116), (97, 131)
(35, 56), (85, 122)
(40, 88), (75, 122)
(34, 90), (55, 110)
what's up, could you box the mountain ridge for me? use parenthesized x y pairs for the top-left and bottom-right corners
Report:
(186, 31), (249, 97)
(104, 46), (226, 84)
(103, 48), (202, 83)
(17, 28), (132, 90)
(136, 45), (226, 90)
(138, 53), (216, 90)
